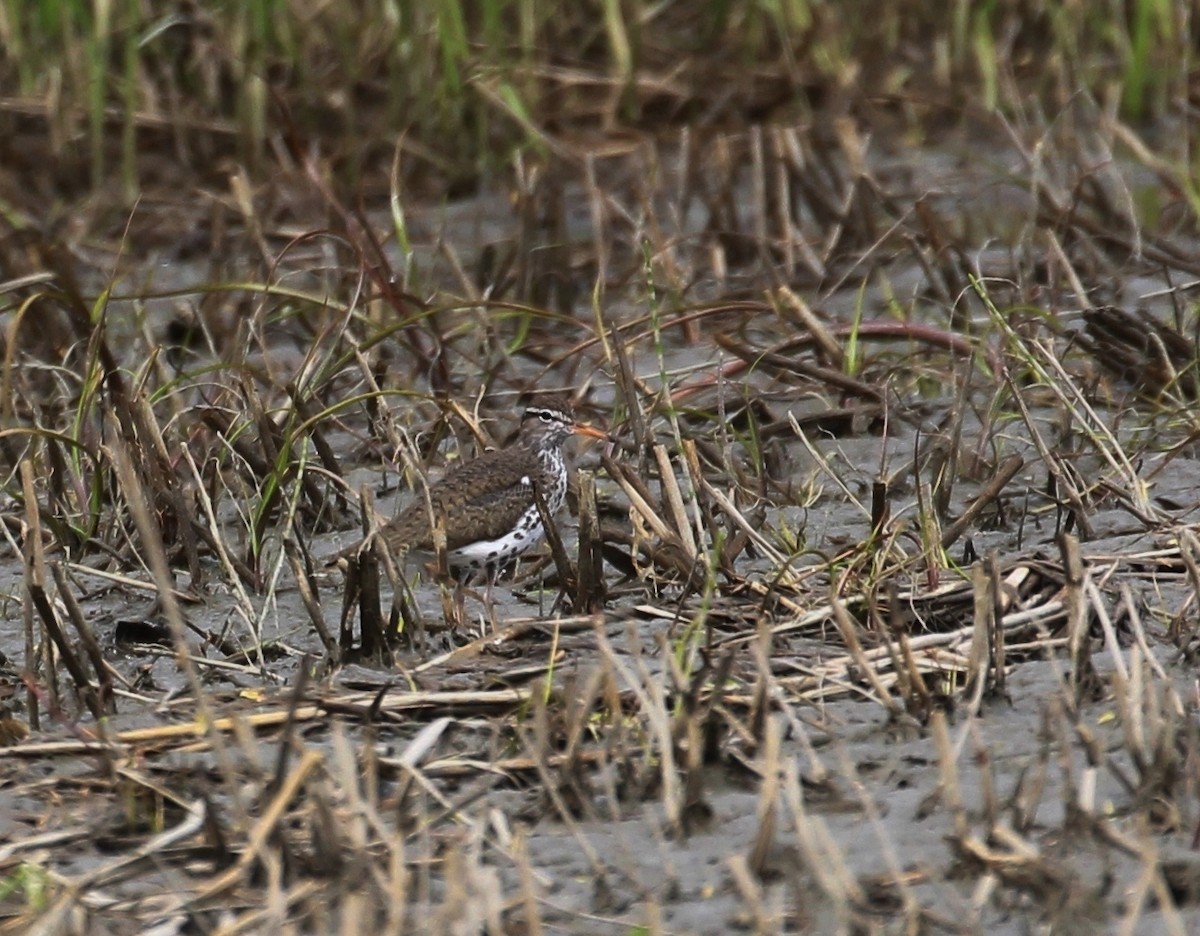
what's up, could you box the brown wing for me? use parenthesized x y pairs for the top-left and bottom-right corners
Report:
(382, 446), (542, 552)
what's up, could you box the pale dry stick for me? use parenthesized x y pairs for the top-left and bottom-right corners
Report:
(999, 364), (1093, 537)
(641, 897), (665, 936)
(1172, 529), (1200, 626)
(1146, 855), (1191, 936)
(1124, 643), (1147, 777)
(780, 758), (865, 923)
(24, 804), (208, 936)
(773, 285), (844, 367)
(191, 748), (323, 904)
(962, 561), (994, 719)
(141, 648), (274, 677)
(1120, 583), (1169, 682)
(830, 599), (901, 716)
(747, 715), (783, 878)
(437, 238), (481, 302)
(576, 469), (605, 610)
(680, 439), (711, 553)
(513, 836), (544, 936)
(981, 824), (1046, 862)
(1115, 840), (1186, 936)
(283, 537), (338, 660)
(1041, 229), (1091, 309)
(821, 198), (917, 301)
(779, 649), (974, 707)
(432, 830), (505, 935)
(609, 463), (678, 543)
(698, 475), (792, 570)
(774, 127), (828, 279)
(1087, 577), (1131, 687)
(750, 125), (769, 266)
(21, 518), (101, 719)
(1077, 736), (1109, 841)
(65, 561), (199, 601)
(772, 700), (830, 785)
(968, 875), (999, 932)
(939, 454), (1025, 550)
(817, 119), (865, 268)
(1046, 697), (1085, 819)
(178, 443), (260, 643)
(0, 826), (93, 863)
(107, 423), (255, 817)
(770, 130), (796, 277)
(983, 289), (1155, 522)
(930, 710), (968, 841)
(585, 153), (609, 299)
(210, 881), (325, 936)
(729, 577), (809, 617)
(752, 583), (1065, 650)
(131, 393), (203, 583)
(969, 721), (999, 827)
(788, 414), (869, 517)
(594, 622), (681, 833)
(351, 354), (406, 457)
(653, 443), (697, 560)
(328, 726), (410, 929)
(250, 442), (315, 654)
(727, 853), (778, 935)
(519, 712), (610, 884)
(410, 614), (597, 675)
(1061, 533), (1090, 709)
(49, 561), (127, 698)
(835, 744), (923, 926)
(1031, 339), (1158, 522)
(19, 460), (43, 729)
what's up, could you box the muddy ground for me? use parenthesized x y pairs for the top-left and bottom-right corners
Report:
(3, 106), (1200, 935)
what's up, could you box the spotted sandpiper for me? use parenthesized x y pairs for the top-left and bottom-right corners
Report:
(339, 394), (606, 604)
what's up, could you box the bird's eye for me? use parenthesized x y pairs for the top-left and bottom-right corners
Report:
(539, 411), (553, 422)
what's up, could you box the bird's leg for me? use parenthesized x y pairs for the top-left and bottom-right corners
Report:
(484, 564), (500, 630)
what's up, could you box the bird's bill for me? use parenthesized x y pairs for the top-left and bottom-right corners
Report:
(573, 422), (608, 440)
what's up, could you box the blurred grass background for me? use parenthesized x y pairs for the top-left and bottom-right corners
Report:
(0, 0), (1191, 200)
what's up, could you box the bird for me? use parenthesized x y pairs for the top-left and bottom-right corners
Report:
(336, 393), (606, 611)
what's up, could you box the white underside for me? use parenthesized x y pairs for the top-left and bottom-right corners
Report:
(446, 518), (546, 569)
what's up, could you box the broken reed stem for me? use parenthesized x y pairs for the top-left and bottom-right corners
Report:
(831, 598), (900, 716)
(283, 537), (339, 664)
(594, 622), (682, 833)
(940, 454), (1024, 549)
(106, 417), (243, 792)
(20, 459), (42, 731)
(1059, 532), (1092, 709)
(604, 453), (677, 543)
(49, 561), (115, 714)
(747, 715), (782, 878)
(727, 853), (773, 932)
(27, 561), (102, 719)
(193, 749), (324, 903)
(653, 443), (697, 559)
(987, 551), (1006, 696)
(930, 709), (968, 841)
(133, 391), (203, 584)
(964, 561), (992, 713)
(575, 468), (604, 612)
(609, 324), (650, 454)
(1170, 529), (1200, 643)
(781, 757), (864, 917)
(533, 480), (576, 601)
(680, 438), (716, 552)
(1000, 363), (1092, 538)
(699, 475), (791, 570)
